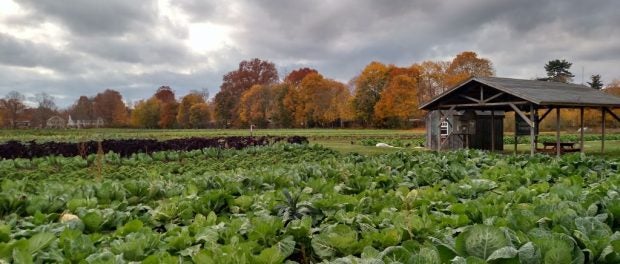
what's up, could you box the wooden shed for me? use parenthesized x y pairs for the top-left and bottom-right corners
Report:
(425, 110), (504, 151)
(420, 77), (620, 155)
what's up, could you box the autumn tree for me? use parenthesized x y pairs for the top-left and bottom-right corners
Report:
(32, 92), (57, 128)
(374, 73), (422, 128)
(604, 79), (620, 97)
(69, 96), (94, 120)
(177, 92), (205, 128)
(0, 91), (27, 128)
(154, 86), (178, 128)
(284, 68), (318, 86)
(543, 59), (574, 83)
(238, 84), (273, 127)
(189, 103), (210, 128)
(131, 98), (161, 128)
(446, 51), (495, 87)
(296, 73), (352, 127)
(213, 58), (278, 127)
(588, 74), (603, 90)
(269, 83), (295, 128)
(93, 89), (129, 127)
(416, 61), (449, 104)
(352, 62), (390, 126)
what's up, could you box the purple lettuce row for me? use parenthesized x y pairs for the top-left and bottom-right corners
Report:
(0, 136), (308, 159)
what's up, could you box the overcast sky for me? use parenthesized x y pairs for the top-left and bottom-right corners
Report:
(1, 0), (619, 107)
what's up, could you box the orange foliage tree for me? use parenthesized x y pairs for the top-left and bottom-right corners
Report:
(374, 73), (422, 128)
(93, 89), (128, 127)
(284, 68), (318, 86)
(177, 92), (205, 128)
(445, 51), (495, 87)
(416, 61), (449, 104)
(295, 73), (352, 127)
(238, 84), (273, 127)
(154, 86), (178, 128)
(213, 58), (278, 127)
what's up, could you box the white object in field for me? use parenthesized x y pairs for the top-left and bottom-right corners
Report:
(60, 213), (79, 223)
(577, 127), (588, 132)
(376, 143), (395, 148)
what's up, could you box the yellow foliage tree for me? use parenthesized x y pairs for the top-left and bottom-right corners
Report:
(177, 93), (205, 128)
(352, 62), (391, 126)
(189, 103), (210, 128)
(131, 98), (161, 128)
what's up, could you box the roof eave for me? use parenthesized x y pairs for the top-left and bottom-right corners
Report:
(418, 77), (477, 110)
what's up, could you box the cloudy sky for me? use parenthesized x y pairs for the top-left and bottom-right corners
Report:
(1, 0), (619, 107)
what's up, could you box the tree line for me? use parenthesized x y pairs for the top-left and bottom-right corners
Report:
(1, 51), (619, 129)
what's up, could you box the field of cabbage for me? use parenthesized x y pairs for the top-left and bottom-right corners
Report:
(2, 143), (620, 263)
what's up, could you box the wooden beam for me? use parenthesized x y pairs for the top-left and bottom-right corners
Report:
(483, 92), (504, 103)
(438, 106), (457, 124)
(459, 94), (481, 103)
(491, 111), (496, 152)
(530, 104), (536, 156)
(509, 103), (534, 128)
(538, 108), (553, 123)
(580, 107), (584, 154)
(438, 101), (530, 108)
(480, 86), (484, 102)
(602, 107), (606, 154)
(605, 108), (620, 122)
(556, 107), (561, 158)
(437, 111), (442, 151)
(437, 106), (455, 151)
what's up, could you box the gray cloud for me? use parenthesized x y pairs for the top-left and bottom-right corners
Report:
(18, 0), (158, 36)
(0, 33), (85, 72)
(1, 0), (620, 107)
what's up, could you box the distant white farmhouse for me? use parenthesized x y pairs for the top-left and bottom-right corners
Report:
(46, 116), (66, 129)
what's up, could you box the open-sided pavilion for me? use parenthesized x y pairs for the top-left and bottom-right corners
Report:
(420, 77), (620, 156)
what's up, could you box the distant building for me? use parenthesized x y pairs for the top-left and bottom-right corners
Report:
(67, 117), (105, 128)
(13, 120), (31, 129)
(67, 115), (75, 127)
(46, 116), (66, 129)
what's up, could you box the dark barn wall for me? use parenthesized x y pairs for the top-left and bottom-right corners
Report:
(426, 110), (504, 151)
(471, 115), (504, 151)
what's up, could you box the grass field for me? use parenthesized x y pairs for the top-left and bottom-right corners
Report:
(0, 128), (424, 142)
(1, 128), (619, 157)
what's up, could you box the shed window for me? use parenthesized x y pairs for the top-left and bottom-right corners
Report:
(440, 121), (450, 136)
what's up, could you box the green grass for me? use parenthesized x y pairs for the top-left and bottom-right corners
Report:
(505, 140), (620, 157)
(0, 128), (424, 142)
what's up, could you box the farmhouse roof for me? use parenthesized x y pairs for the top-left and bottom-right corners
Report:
(420, 77), (620, 110)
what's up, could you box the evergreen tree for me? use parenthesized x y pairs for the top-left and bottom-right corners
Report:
(544, 59), (575, 83)
(587, 74), (603, 89)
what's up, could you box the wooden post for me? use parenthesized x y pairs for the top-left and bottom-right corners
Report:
(602, 107), (606, 154)
(556, 107), (561, 157)
(491, 111), (495, 152)
(514, 133), (518, 154)
(437, 111), (442, 151)
(580, 107), (584, 154)
(530, 104), (536, 156)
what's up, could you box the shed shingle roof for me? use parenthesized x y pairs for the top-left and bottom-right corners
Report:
(420, 77), (620, 109)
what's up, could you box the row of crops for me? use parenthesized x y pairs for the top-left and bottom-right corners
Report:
(1, 143), (620, 263)
(0, 136), (307, 159)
